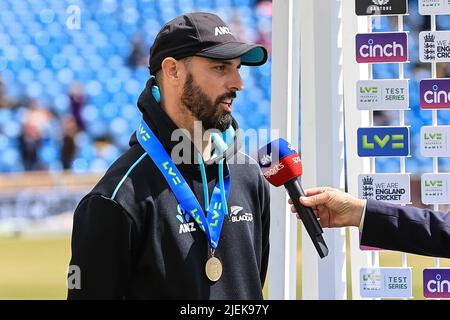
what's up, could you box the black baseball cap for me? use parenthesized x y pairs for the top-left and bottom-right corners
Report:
(149, 12), (268, 75)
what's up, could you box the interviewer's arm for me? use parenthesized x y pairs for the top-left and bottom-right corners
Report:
(361, 199), (450, 258)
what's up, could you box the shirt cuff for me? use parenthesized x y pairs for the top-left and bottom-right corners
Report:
(358, 199), (367, 232)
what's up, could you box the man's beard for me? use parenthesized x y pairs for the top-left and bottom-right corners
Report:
(181, 72), (235, 131)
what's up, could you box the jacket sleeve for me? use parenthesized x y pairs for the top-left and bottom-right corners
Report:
(67, 194), (133, 299)
(259, 180), (270, 286)
(361, 199), (450, 258)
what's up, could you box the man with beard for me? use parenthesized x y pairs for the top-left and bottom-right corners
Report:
(68, 12), (270, 299)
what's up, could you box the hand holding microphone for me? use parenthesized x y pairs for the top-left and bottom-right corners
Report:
(289, 187), (366, 229)
(257, 138), (329, 258)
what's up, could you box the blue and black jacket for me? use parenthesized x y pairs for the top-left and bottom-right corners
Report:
(67, 78), (270, 299)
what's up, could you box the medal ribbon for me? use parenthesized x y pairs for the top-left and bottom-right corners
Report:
(136, 119), (230, 249)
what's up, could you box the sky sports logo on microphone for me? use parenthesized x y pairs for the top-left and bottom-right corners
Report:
(420, 78), (450, 109)
(357, 127), (410, 157)
(356, 32), (408, 63)
(257, 138), (302, 187)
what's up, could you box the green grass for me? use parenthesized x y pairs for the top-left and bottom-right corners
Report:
(0, 236), (71, 300)
(1, 235), (449, 300)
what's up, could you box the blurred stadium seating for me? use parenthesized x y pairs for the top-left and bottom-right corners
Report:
(0, 0), (448, 175)
(0, 0), (272, 173)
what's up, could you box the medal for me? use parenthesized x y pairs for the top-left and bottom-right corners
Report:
(205, 250), (222, 282)
(136, 119), (230, 283)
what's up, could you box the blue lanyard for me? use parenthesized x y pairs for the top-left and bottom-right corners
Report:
(136, 119), (230, 249)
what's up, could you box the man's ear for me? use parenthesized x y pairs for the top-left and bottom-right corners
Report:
(161, 57), (181, 84)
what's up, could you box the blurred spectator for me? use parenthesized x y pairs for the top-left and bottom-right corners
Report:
(0, 76), (20, 109)
(438, 63), (450, 78)
(411, 63), (430, 81)
(68, 81), (86, 132)
(18, 120), (42, 171)
(61, 116), (78, 170)
(94, 135), (114, 157)
(229, 13), (248, 42)
(127, 35), (148, 69)
(255, 0), (272, 16)
(254, 0), (272, 57)
(256, 22), (271, 57)
(374, 111), (394, 126)
(19, 100), (54, 171)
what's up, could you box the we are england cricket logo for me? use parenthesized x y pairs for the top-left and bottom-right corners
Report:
(420, 31), (450, 63)
(358, 174), (410, 204)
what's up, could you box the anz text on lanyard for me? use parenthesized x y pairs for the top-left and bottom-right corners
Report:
(136, 119), (230, 250)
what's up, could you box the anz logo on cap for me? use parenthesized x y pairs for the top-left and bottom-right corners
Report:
(215, 26), (233, 36)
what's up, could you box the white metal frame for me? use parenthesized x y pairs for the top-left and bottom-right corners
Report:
(299, 0), (347, 300)
(269, 0), (371, 299)
(268, 0), (300, 300)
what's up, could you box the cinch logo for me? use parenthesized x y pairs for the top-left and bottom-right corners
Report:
(229, 206), (253, 223)
(424, 85), (450, 104)
(360, 39), (404, 58)
(356, 32), (408, 63)
(423, 268), (450, 298)
(176, 205), (197, 234)
(215, 26), (232, 36)
(357, 127), (410, 157)
(420, 79), (450, 109)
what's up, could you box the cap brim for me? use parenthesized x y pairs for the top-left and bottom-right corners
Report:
(196, 42), (268, 66)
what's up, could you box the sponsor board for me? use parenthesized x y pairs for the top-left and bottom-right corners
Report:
(357, 79), (409, 110)
(357, 126), (410, 157)
(421, 173), (450, 204)
(423, 268), (450, 299)
(356, 0), (408, 16)
(420, 78), (450, 109)
(356, 32), (408, 63)
(420, 126), (450, 157)
(419, 0), (450, 15)
(360, 267), (412, 298)
(358, 173), (410, 204)
(420, 31), (450, 63)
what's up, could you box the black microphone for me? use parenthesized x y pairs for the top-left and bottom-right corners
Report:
(258, 138), (329, 258)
